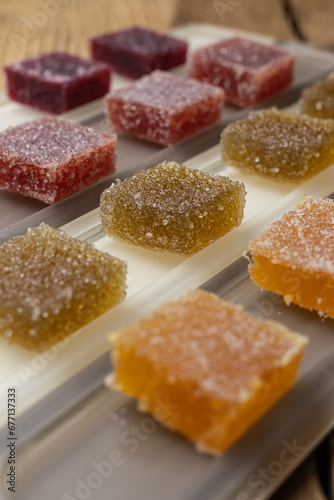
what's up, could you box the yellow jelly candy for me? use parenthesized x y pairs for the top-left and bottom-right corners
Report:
(221, 108), (334, 181)
(0, 223), (127, 351)
(100, 161), (246, 255)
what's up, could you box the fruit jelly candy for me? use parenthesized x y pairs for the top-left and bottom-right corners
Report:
(190, 37), (295, 108)
(110, 289), (307, 455)
(105, 70), (224, 146)
(5, 51), (111, 114)
(300, 72), (334, 119)
(220, 107), (334, 181)
(0, 116), (117, 204)
(100, 161), (245, 256)
(91, 25), (188, 79)
(0, 223), (127, 352)
(249, 196), (334, 319)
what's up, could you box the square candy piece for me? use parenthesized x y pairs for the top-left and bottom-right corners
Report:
(111, 289), (307, 455)
(300, 72), (334, 119)
(0, 223), (127, 352)
(0, 117), (117, 204)
(5, 51), (111, 114)
(221, 108), (334, 181)
(190, 37), (295, 108)
(249, 196), (334, 319)
(91, 25), (188, 79)
(100, 161), (245, 255)
(105, 71), (224, 145)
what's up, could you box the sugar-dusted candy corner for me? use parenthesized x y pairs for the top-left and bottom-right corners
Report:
(0, 117), (117, 204)
(110, 289), (307, 455)
(91, 25), (188, 79)
(100, 161), (245, 255)
(0, 223), (127, 352)
(249, 196), (334, 319)
(221, 108), (334, 181)
(5, 51), (111, 114)
(300, 72), (334, 119)
(190, 37), (295, 108)
(105, 70), (224, 145)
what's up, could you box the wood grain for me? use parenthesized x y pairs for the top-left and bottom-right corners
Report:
(0, 0), (178, 88)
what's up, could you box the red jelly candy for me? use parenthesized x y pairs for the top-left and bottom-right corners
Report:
(105, 70), (224, 146)
(0, 117), (117, 204)
(5, 51), (111, 114)
(190, 37), (295, 108)
(91, 25), (188, 79)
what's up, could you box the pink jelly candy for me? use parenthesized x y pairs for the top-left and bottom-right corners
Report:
(5, 51), (111, 114)
(91, 26), (188, 79)
(190, 37), (295, 108)
(0, 117), (117, 204)
(105, 70), (224, 146)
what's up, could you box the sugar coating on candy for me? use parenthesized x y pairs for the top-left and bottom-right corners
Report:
(5, 51), (111, 114)
(190, 37), (295, 108)
(105, 71), (224, 145)
(300, 72), (334, 119)
(0, 116), (117, 204)
(0, 223), (127, 352)
(221, 108), (334, 181)
(110, 289), (307, 455)
(100, 161), (245, 255)
(91, 26), (188, 79)
(249, 196), (334, 319)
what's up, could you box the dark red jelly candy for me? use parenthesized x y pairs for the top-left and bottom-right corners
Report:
(0, 117), (117, 204)
(105, 71), (224, 146)
(91, 25), (188, 79)
(190, 37), (295, 108)
(5, 51), (111, 114)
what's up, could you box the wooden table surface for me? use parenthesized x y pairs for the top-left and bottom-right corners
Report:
(1, 1), (334, 499)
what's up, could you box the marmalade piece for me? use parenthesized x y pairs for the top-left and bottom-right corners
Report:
(0, 223), (127, 352)
(110, 289), (307, 455)
(100, 161), (245, 255)
(105, 71), (224, 146)
(221, 108), (334, 181)
(0, 116), (117, 204)
(91, 25), (188, 79)
(5, 51), (111, 114)
(249, 196), (334, 318)
(300, 72), (334, 119)
(190, 37), (295, 108)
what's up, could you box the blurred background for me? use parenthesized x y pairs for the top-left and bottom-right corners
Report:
(2, 0), (334, 87)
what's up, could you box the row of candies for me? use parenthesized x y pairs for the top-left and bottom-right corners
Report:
(1, 26), (334, 456)
(0, 26), (299, 204)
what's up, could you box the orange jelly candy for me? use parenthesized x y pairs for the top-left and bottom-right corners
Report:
(249, 196), (334, 318)
(111, 289), (306, 455)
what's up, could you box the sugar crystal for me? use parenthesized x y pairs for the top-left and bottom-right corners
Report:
(105, 71), (224, 145)
(91, 26), (188, 79)
(221, 108), (334, 181)
(5, 51), (111, 114)
(0, 223), (127, 351)
(0, 117), (117, 203)
(110, 289), (307, 455)
(300, 72), (334, 119)
(249, 196), (334, 319)
(100, 161), (245, 255)
(190, 37), (295, 107)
